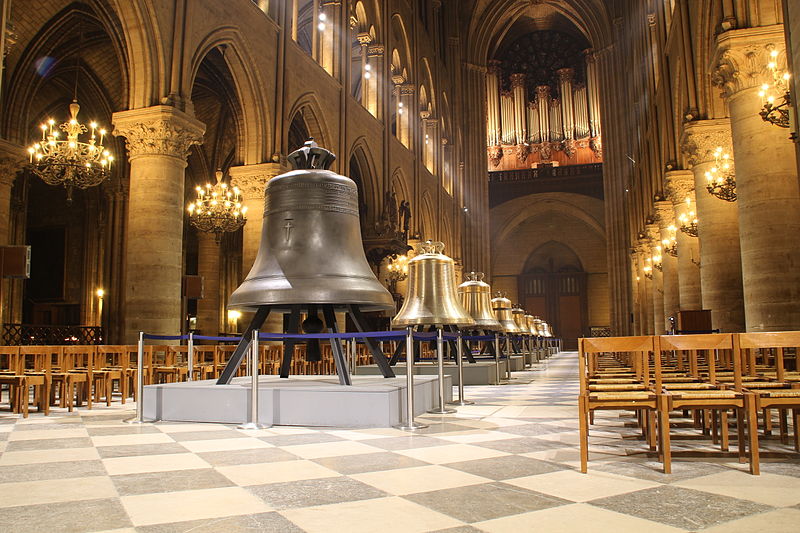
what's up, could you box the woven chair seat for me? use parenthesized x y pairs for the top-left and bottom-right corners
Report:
(590, 378), (640, 384)
(663, 382), (716, 390)
(672, 390), (739, 399)
(755, 390), (800, 399)
(742, 382), (788, 389)
(589, 391), (654, 401)
(589, 383), (646, 391)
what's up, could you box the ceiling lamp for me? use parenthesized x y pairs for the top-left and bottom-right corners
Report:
(704, 146), (736, 202)
(187, 171), (247, 243)
(27, 100), (113, 202)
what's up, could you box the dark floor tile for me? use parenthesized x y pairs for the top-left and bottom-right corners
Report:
(473, 437), (569, 454)
(137, 511), (304, 533)
(248, 476), (387, 509)
(260, 432), (344, 447)
(12, 422), (82, 431)
(168, 430), (243, 442)
(5, 437), (93, 451)
(589, 485), (772, 530)
(112, 468), (234, 496)
(429, 527), (484, 533)
(97, 442), (189, 458)
(0, 459), (107, 483)
(404, 482), (569, 523)
(592, 459), (729, 483)
(364, 435), (452, 451)
(496, 423), (574, 437)
(313, 451), (429, 474)
(198, 447), (299, 467)
(86, 425), (162, 436)
(0, 497), (131, 533)
(444, 455), (565, 480)
(757, 460), (800, 478)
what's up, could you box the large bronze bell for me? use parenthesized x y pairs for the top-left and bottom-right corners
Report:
(228, 140), (394, 312)
(491, 292), (521, 333)
(457, 272), (501, 330)
(392, 241), (475, 327)
(524, 314), (536, 335)
(533, 316), (544, 336)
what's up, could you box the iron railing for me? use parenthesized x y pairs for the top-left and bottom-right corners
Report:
(2, 324), (105, 345)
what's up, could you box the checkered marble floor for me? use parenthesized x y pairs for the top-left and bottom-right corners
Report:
(1, 352), (798, 532)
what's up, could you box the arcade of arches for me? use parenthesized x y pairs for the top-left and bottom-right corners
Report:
(1, 0), (800, 350)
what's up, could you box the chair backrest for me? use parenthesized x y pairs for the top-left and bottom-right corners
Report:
(19, 345), (59, 372)
(97, 345), (133, 368)
(0, 345), (20, 372)
(579, 336), (655, 395)
(62, 345), (97, 371)
(657, 333), (737, 386)
(737, 332), (800, 382)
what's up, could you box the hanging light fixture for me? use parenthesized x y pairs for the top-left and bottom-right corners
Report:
(187, 170), (247, 243)
(662, 225), (678, 257)
(758, 49), (792, 129)
(643, 258), (653, 280)
(704, 146), (737, 202)
(678, 197), (698, 238)
(27, 25), (113, 202)
(651, 246), (663, 272)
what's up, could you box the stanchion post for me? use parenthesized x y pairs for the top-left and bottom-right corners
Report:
(428, 327), (456, 414)
(187, 332), (194, 381)
(494, 332), (502, 384)
(124, 332), (153, 424)
(448, 331), (473, 406)
(239, 329), (268, 429)
(505, 336), (513, 380)
(394, 327), (428, 430)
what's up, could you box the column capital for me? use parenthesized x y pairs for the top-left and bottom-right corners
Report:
(367, 43), (384, 57)
(0, 139), (26, 188)
(556, 68), (574, 83)
(654, 200), (675, 227)
(536, 85), (551, 100)
(229, 162), (283, 200)
(711, 25), (785, 99)
(112, 105), (205, 162)
(664, 170), (695, 205)
(487, 59), (502, 76)
(510, 73), (526, 89)
(680, 119), (732, 167)
(645, 223), (661, 245)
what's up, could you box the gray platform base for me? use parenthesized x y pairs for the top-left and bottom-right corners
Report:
(509, 355), (525, 371)
(357, 361), (504, 385)
(142, 374), (451, 428)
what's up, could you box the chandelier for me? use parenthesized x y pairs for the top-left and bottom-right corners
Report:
(643, 258), (653, 280)
(704, 146), (737, 202)
(385, 253), (410, 293)
(187, 171), (247, 243)
(758, 49), (791, 129)
(652, 246), (663, 272)
(662, 225), (677, 257)
(27, 100), (114, 202)
(678, 197), (698, 237)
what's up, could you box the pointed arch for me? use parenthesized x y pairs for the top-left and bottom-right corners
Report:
(419, 190), (436, 241)
(348, 137), (380, 227)
(187, 27), (270, 165)
(285, 93), (332, 154)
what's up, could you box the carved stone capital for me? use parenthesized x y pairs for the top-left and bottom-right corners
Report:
(510, 73), (526, 89)
(399, 84), (415, 96)
(487, 59), (502, 76)
(229, 162), (283, 200)
(536, 85), (551, 100)
(367, 44), (384, 57)
(112, 105), (205, 162)
(664, 170), (695, 206)
(357, 32), (372, 46)
(0, 139), (26, 188)
(711, 25), (785, 99)
(556, 68), (574, 83)
(680, 119), (732, 167)
(654, 200), (674, 228)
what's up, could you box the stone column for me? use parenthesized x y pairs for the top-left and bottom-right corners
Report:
(0, 140), (24, 327)
(665, 171), (702, 310)
(714, 29), (800, 330)
(196, 232), (221, 336)
(646, 224), (666, 334)
(681, 120), (745, 331)
(636, 239), (654, 334)
(113, 106), (205, 342)
(655, 200), (679, 325)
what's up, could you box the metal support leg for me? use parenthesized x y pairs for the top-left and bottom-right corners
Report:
(322, 305), (352, 386)
(394, 327), (428, 431)
(187, 332), (194, 381)
(239, 329), (268, 429)
(217, 306), (271, 384)
(428, 327), (456, 414)
(448, 331), (473, 406)
(505, 336), (512, 380)
(494, 333), (502, 385)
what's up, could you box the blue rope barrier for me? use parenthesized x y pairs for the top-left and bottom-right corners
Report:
(141, 331), (508, 343)
(142, 333), (188, 341)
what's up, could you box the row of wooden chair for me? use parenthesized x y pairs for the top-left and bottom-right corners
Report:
(579, 332), (800, 475)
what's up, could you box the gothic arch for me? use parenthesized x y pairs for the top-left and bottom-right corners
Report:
(390, 13), (413, 79)
(285, 93), (331, 154)
(524, 241), (584, 273)
(187, 28), (270, 165)
(348, 138), (380, 225)
(419, 190), (436, 241)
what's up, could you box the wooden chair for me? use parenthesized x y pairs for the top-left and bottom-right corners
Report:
(0, 346), (28, 416)
(736, 332), (800, 475)
(192, 345), (217, 380)
(655, 334), (752, 474)
(58, 346), (93, 410)
(154, 346), (189, 383)
(17, 346), (54, 415)
(579, 336), (660, 473)
(96, 345), (131, 404)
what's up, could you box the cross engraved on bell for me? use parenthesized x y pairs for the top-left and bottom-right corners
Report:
(283, 219), (294, 242)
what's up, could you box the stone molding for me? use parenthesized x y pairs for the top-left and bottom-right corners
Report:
(711, 25), (786, 99)
(229, 162), (283, 200)
(0, 139), (26, 188)
(645, 224), (661, 246)
(680, 119), (732, 167)
(112, 105), (205, 162)
(654, 200), (674, 227)
(510, 73), (526, 89)
(664, 170), (695, 206)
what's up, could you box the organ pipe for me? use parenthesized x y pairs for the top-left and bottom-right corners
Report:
(510, 73), (527, 145)
(500, 91), (514, 144)
(573, 84), (589, 138)
(527, 101), (540, 143)
(549, 98), (563, 142)
(486, 60), (501, 145)
(557, 68), (575, 140)
(585, 49), (602, 138)
(536, 85), (551, 143)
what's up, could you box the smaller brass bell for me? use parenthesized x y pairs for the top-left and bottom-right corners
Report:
(524, 314), (536, 336)
(533, 316), (544, 336)
(392, 241), (475, 327)
(491, 292), (521, 333)
(511, 304), (527, 333)
(457, 272), (501, 330)
(542, 321), (553, 337)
